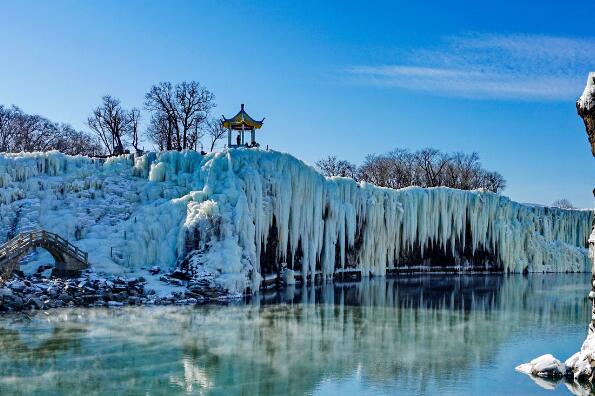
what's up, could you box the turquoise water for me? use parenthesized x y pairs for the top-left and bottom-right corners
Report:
(0, 274), (590, 395)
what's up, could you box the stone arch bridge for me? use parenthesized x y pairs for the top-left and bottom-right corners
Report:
(0, 230), (88, 277)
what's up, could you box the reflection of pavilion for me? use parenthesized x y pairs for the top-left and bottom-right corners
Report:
(221, 104), (265, 148)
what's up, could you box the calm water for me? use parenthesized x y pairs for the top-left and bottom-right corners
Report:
(0, 274), (591, 396)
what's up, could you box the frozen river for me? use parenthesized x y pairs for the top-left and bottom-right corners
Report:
(0, 274), (590, 395)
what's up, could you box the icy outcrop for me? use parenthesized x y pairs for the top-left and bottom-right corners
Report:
(519, 72), (595, 392)
(0, 149), (592, 293)
(577, 72), (595, 155)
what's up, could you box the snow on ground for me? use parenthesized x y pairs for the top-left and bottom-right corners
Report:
(0, 149), (592, 293)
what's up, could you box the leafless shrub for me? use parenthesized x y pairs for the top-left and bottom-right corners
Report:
(551, 199), (576, 209)
(315, 156), (358, 179)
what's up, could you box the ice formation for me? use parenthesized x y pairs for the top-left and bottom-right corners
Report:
(578, 72), (595, 112)
(0, 149), (592, 293)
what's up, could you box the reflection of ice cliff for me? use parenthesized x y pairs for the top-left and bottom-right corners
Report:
(0, 150), (591, 292)
(0, 275), (588, 394)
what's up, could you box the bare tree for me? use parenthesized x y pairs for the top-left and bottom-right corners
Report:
(0, 105), (18, 151)
(128, 108), (141, 153)
(54, 123), (101, 156)
(414, 148), (449, 187)
(315, 155), (358, 179)
(551, 198), (576, 210)
(146, 111), (172, 151)
(144, 81), (215, 151)
(87, 96), (130, 155)
(11, 113), (59, 152)
(478, 170), (506, 193)
(186, 123), (204, 151)
(443, 152), (482, 190)
(204, 118), (227, 151)
(359, 154), (394, 187)
(144, 83), (177, 150)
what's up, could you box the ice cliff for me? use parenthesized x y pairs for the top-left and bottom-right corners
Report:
(0, 149), (591, 293)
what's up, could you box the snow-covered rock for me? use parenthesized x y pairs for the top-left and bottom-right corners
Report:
(516, 354), (567, 378)
(0, 149), (592, 293)
(578, 72), (595, 113)
(577, 72), (595, 156)
(520, 73), (595, 393)
(566, 332), (595, 382)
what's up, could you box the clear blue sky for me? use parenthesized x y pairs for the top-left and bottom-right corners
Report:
(1, 1), (594, 207)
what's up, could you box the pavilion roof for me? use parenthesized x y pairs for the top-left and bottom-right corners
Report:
(221, 104), (264, 130)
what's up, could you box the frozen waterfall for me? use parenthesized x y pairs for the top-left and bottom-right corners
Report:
(0, 149), (591, 293)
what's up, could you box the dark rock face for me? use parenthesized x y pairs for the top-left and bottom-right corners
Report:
(577, 106), (595, 156)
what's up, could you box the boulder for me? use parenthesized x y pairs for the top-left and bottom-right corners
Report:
(149, 266), (161, 275)
(516, 354), (566, 378)
(27, 297), (44, 310)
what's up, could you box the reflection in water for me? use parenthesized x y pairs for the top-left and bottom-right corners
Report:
(0, 325), (85, 364)
(0, 274), (590, 395)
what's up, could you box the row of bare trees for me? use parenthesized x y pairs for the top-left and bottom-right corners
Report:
(316, 148), (506, 193)
(0, 105), (100, 155)
(86, 81), (225, 155)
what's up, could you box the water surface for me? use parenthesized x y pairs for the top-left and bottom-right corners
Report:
(0, 274), (590, 395)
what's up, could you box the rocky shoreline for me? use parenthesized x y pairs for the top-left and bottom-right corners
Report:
(0, 267), (232, 312)
(516, 352), (595, 395)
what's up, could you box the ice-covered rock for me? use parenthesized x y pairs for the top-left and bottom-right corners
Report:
(516, 354), (567, 378)
(521, 73), (595, 393)
(565, 332), (595, 382)
(577, 72), (595, 155)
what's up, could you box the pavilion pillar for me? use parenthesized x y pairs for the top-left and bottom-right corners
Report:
(228, 129), (232, 148)
(251, 130), (255, 145)
(241, 125), (245, 145)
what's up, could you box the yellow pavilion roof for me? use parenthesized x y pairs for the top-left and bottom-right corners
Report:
(221, 104), (264, 130)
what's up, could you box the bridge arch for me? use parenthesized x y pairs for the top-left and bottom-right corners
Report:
(0, 231), (89, 276)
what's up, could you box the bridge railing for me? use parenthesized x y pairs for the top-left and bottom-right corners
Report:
(0, 230), (88, 264)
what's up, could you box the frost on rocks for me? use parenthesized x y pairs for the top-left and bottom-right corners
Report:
(0, 149), (592, 294)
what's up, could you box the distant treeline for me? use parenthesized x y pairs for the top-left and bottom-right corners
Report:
(316, 149), (506, 193)
(0, 80), (227, 156)
(0, 105), (100, 155)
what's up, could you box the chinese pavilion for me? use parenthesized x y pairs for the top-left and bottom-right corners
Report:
(221, 104), (265, 148)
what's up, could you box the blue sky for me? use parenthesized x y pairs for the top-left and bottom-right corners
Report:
(1, 1), (594, 207)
